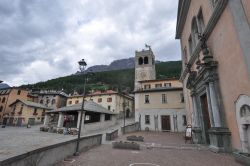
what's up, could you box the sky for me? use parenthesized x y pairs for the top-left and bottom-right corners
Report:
(0, 0), (181, 86)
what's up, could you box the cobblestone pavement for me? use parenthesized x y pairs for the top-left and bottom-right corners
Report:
(56, 132), (242, 166)
(0, 118), (134, 162)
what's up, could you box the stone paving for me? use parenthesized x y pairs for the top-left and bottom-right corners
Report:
(56, 131), (242, 166)
(0, 118), (134, 162)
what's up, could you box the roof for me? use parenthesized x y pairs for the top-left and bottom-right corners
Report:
(134, 87), (183, 94)
(68, 90), (133, 100)
(51, 100), (117, 114)
(9, 99), (53, 110)
(138, 78), (180, 83)
(31, 90), (68, 97)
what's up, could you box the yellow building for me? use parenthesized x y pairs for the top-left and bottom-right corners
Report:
(0, 88), (29, 124)
(134, 47), (187, 132)
(67, 90), (134, 118)
(8, 99), (52, 126)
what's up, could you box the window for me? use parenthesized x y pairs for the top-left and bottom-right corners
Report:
(105, 114), (111, 121)
(162, 94), (167, 103)
(144, 84), (151, 90)
(20, 104), (23, 112)
(188, 35), (193, 56)
(145, 115), (150, 124)
(108, 105), (111, 110)
(68, 101), (72, 105)
(98, 98), (102, 103)
(183, 115), (187, 126)
(197, 9), (205, 33)
(164, 83), (172, 87)
(75, 100), (79, 104)
(2, 97), (5, 103)
(138, 57), (143, 65)
(13, 105), (16, 112)
(40, 100), (43, 104)
(0, 106), (3, 112)
(46, 99), (50, 104)
(51, 99), (56, 104)
(107, 97), (112, 102)
(145, 95), (149, 103)
(144, 56), (148, 64)
(155, 84), (162, 88)
(180, 93), (185, 103)
(17, 90), (21, 95)
(191, 17), (199, 47)
(33, 108), (38, 115)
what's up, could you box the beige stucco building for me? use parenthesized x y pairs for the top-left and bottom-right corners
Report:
(8, 99), (52, 126)
(176, 0), (250, 153)
(30, 90), (68, 110)
(67, 90), (134, 118)
(0, 88), (29, 124)
(134, 47), (187, 132)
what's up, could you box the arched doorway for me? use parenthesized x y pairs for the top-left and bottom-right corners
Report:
(236, 95), (250, 153)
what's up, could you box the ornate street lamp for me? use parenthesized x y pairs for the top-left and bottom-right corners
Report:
(74, 59), (87, 156)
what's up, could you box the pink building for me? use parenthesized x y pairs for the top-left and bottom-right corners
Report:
(176, 0), (250, 154)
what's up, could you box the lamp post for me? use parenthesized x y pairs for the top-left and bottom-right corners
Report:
(74, 59), (87, 156)
(122, 101), (127, 134)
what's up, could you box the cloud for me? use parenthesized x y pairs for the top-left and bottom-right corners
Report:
(0, 0), (180, 86)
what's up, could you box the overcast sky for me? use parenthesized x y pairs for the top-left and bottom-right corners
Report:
(0, 0), (180, 86)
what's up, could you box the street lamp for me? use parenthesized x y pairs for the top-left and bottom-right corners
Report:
(74, 59), (87, 156)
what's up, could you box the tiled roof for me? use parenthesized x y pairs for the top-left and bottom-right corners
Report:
(9, 99), (53, 110)
(53, 100), (117, 115)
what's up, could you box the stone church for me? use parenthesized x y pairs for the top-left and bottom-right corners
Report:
(134, 46), (187, 132)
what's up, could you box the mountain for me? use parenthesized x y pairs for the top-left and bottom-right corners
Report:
(85, 57), (161, 73)
(20, 61), (182, 94)
(0, 83), (10, 89)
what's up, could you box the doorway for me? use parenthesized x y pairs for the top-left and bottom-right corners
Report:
(161, 115), (171, 131)
(200, 94), (211, 144)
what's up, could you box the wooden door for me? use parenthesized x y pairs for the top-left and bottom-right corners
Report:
(200, 94), (211, 144)
(161, 115), (171, 131)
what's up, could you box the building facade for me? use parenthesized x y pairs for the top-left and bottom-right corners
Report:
(176, 0), (250, 152)
(30, 90), (68, 110)
(134, 47), (187, 132)
(67, 90), (134, 118)
(8, 99), (52, 126)
(0, 88), (29, 124)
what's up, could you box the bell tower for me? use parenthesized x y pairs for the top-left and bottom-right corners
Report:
(134, 45), (156, 90)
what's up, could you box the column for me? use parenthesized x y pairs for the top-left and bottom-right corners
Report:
(44, 114), (49, 126)
(100, 114), (105, 122)
(77, 111), (85, 129)
(206, 84), (215, 127)
(209, 81), (222, 127)
(57, 113), (64, 128)
(191, 95), (200, 127)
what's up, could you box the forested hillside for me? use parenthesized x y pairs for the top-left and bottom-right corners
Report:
(20, 61), (182, 94)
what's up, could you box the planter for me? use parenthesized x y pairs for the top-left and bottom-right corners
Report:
(233, 151), (250, 165)
(112, 141), (140, 150)
(127, 135), (144, 142)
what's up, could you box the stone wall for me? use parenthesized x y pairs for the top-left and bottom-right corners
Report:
(0, 134), (102, 166)
(121, 122), (140, 134)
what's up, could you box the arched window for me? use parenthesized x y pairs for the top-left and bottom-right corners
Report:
(46, 99), (50, 104)
(240, 105), (250, 117)
(144, 57), (148, 64)
(2, 97), (5, 103)
(191, 17), (199, 47)
(0, 106), (3, 112)
(138, 57), (143, 65)
(51, 99), (56, 105)
(197, 8), (205, 33)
